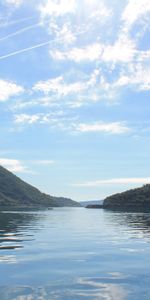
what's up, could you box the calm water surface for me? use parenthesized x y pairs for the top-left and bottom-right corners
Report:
(0, 207), (150, 300)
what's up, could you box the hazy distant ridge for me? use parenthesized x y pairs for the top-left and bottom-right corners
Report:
(80, 200), (104, 207)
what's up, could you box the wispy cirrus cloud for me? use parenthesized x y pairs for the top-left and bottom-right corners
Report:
(15, 113), (41, 124)
(73, 177), (150, 187)
(31, 160), (55, 165)
(32, 70), (103, 108)
(14, 112), (77, 131)
(4, 0), (23, 7)
(10, 70), (101, 110)
(14, 112), (64, 125)
(33, 76), (87, 96)
(73, 121), (130, 135)
(14, 113), (130, 136)
(11, 96), (61, 111)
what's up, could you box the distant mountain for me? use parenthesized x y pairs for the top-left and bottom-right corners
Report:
(0, 165), (80, 207)
(103, 184), (150, 212)
(80, 200), (103, 207)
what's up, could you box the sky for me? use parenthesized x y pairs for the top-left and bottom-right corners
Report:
(0, 0), (150, 201)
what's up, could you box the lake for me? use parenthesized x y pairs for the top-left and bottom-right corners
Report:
(0, 207), (150, 300)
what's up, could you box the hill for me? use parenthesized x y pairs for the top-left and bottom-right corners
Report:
(0, 165), (80, 207)
(103, 184), (150, 212)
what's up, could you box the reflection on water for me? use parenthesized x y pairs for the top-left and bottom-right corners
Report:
(105, 211), (150, 230)
(0, 276), (127, 300)
(0, 272), (128, 300)
(75, 276), (127, 300)
(104, 211), (150, 242)
(0, 210), (42, 251)
(0, 208), (150, 300)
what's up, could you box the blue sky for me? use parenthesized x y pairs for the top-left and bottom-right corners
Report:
(0, 0), (150, 201)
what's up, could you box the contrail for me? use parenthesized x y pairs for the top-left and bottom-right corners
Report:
(0, 22), (42, 42)
(0, 40), (53, 60)
(0, 26), (86, 61)
(0, 16), (36, 28)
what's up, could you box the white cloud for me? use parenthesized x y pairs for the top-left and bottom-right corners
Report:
(14, 113), (63, 125)
(138, 50), (150, 63)
(47, 21), (76, 45)
(115, 64), (150, 91)
(55, 23), (76, 44)
(0, 80), (24, 102)
(73, 177), (150, 187)
(90, 3), (112, 20)
(12, 99), (42, 110)
(50, 43), (103, 62)
(40, 0), (112, 52)
(50, 35), (136, 65)
(15, 114), (40, 124)
(122, 0), (150, 30)
(11, 95), (65, 111)
(50, 49), (65, 60)
(14, 114), (130, 135)
(12, 107), (129, 136)
(33, 76), (86, 96)
(32, 72), (105, 108)
(0, 158), (27, 173)
(4, 0), (23, 7)
(102, 35), (136, 63)
(39, 0), (76, 18)
(74, 121), (130, 134)
(14, 112), (79, 132)
(14, 111), (68, 125)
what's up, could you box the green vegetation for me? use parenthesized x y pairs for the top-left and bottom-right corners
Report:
(103, 184), (150, 212)
(0, 166), (80, 207)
